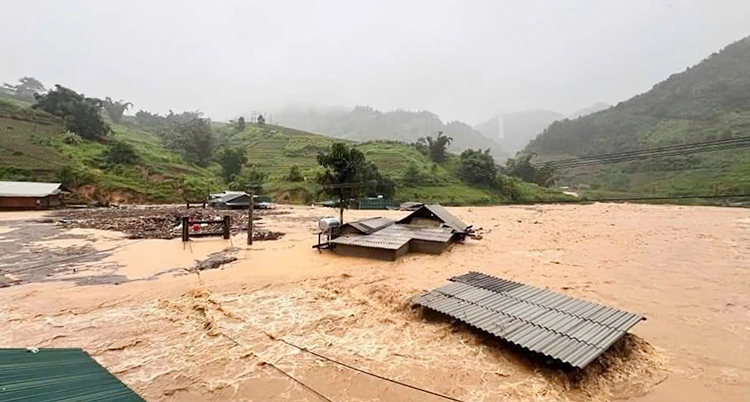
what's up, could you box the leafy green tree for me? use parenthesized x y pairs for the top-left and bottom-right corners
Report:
(217, 147), (248, 182)
(457, 148), (497, 186)
(102, 97), (133, 123)
(257, 114), (265, 125)
(236, 116), (246, 132)
(104, 141), (139, 165)
(503, 153), (554, 187)
(33, 85), (110, 141)
(317, 143), (387, 222)
(286, 164), (304, 181)
(162, 118), (215, 167)
(229, 167), (268, 194)
(2, 77), (46, 101)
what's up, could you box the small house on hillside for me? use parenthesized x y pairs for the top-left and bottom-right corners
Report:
(209, 192), (275, 209)
(0, 181), (64, 210)
(323, 205), (472, 260)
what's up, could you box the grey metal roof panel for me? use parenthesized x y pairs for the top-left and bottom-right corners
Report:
(330, 233), (409, 250)
(396, 204), (470, 232)
(0, 348), (144, 401)
(0, 181), (62, 197)
(413, 272), (645, 368)
(423, 204), (469, 232)
(345, 217), (395, 235)
(378, 224), (454, 242)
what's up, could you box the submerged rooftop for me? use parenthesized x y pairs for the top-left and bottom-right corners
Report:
(413, 272), (645, 368)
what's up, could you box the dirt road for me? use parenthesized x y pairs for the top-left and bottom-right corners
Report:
(1, 204), (748, 401)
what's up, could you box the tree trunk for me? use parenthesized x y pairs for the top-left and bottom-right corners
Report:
(339, 206), (344, 224)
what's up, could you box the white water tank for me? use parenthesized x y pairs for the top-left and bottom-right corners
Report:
(319, 217), (340, 232)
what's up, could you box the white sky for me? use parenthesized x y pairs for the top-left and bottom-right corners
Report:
(2, 0), (749, 124)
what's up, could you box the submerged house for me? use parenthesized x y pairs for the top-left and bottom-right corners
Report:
(209, 192), (276, 209)
(326, 205), (472, 260)
(0, 181), (64, 210)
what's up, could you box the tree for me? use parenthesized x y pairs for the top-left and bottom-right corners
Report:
(229, 167), (267, 194)
(317, 143), (385, 223)
(257, 114), (265, 125)
(162, 118), (215, 167)
(2, 77), (46, 101)
(102, 97), (133, 123)
(403, 162), (423, 186)
(217, 147), (247, 182)
(503, 153), (555, 187)
(236, 116), (246, 132)
(457, 148), (497, 186)
(418, 131), (453, 163)
(33, 85), (110, 141)
(104, 141), (139, 165)
(285, 164), (304, 181)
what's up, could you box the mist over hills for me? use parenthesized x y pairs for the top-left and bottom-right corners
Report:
(273, 106), (508, 160)
(473, 110), (565, 155)
(569, 102), (611, 119)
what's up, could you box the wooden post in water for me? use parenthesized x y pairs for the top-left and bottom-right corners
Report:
(247, 191), (254, 245)
(222, 215), (231, 239)
(181, 216), (189, 242)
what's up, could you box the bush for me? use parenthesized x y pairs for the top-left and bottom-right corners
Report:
(285, 164), (304, 181)
(62, 131), (82, 145)
(104, 141), (139, 165)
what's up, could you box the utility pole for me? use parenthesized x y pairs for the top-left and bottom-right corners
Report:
(247, 190), (254, 245)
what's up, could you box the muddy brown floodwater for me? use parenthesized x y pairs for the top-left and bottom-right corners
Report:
(0, 204), (748, 401)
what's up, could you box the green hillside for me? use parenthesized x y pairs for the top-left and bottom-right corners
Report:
(0, 98), (219, 203)
(0, 96), (569, 205)
(525, 36), (750, 198)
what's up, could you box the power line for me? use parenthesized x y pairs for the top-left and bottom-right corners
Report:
(533, 136), (750, 169)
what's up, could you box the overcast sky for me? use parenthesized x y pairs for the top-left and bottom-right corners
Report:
(2, 0), (749, 124)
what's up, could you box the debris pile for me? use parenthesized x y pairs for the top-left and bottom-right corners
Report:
(54, 206), (287, 240)
(191, 248), (239, 272)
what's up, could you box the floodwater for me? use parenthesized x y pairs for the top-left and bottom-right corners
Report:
(0, 204), (748, 401)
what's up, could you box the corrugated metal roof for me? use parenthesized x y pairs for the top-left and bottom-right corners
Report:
(0, 348), (145, 401)
(344, 217), (395, 235)
(378, 224), (454, 242)
(413, 272), (645, 368)
(331, 224), (454, 251)
(0, 181), (62, 197)
(330, 233), (409, 250)
(397, 204), (469, 232)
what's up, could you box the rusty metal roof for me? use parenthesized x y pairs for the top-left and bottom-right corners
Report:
(413, 272), (645, 368)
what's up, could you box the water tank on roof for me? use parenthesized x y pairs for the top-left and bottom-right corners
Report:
(319, 217), (340, 232)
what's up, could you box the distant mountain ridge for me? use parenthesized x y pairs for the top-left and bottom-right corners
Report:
(274, 106), (508, 160)
(474, 110), (565, 155)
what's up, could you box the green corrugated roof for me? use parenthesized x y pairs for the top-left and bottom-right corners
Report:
(0, 348), (145, 402)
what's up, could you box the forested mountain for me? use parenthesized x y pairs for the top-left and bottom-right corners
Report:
(274, 106), (508, 160)
(526, 36), (750, 157)
(523, 36), (750, 198)
(474, 110), (565, 155)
